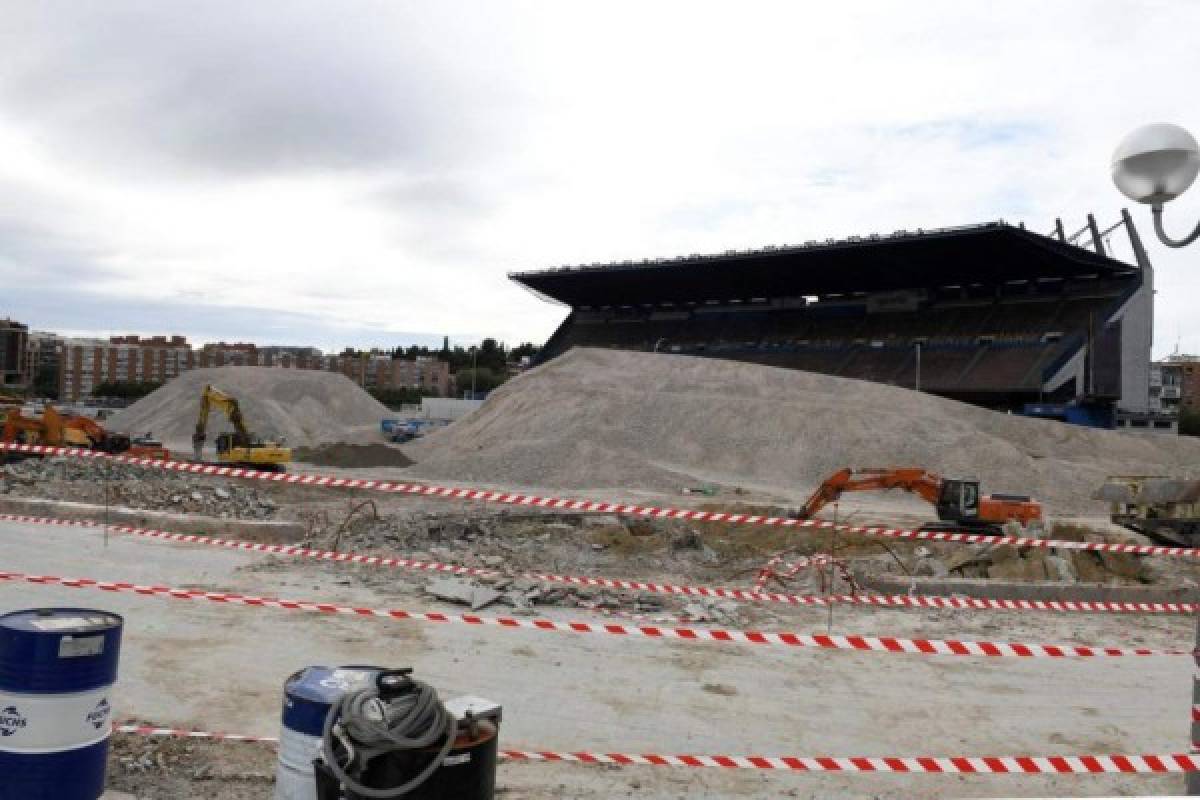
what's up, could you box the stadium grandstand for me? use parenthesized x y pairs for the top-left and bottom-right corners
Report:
(511, 211), (1163, 429)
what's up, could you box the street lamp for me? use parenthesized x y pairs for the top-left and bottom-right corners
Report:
(1112, 123), (1200, 247)
(470, 345), (477, 399)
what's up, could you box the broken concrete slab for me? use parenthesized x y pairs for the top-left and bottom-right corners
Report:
(471, 586), (504, 611)
(425, 577), (476, 605)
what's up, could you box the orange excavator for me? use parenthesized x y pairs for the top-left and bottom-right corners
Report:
(795, 467), (1043, 534)
(0, 406), (169, 459)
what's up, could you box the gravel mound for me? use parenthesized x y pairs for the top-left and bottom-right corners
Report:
(293, 443), (414, 468)
(107, 367), (391, 450)
(406, 348), (1200, 512)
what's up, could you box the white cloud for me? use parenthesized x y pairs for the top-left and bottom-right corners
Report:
(0, 0), (1197, 353)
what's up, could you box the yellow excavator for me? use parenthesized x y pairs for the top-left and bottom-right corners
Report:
(193, 384), (291, 472)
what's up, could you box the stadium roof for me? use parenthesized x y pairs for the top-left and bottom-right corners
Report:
(510, 222), (1140, 308)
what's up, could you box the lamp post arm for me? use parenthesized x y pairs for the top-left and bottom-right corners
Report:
(1153, 204), (1200, 248)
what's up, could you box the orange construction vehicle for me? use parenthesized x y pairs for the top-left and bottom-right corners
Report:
(796, 467), (1043, 534)
(0, 406), (168, 459)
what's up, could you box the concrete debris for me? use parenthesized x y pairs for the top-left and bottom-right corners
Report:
(669, 530), (704, 551)
(0, 457), (278, 519)
(425, 577), (476, 606)
(913, 556), (949, 578)
(682, 598), (741, 625)
(583, 514), (623, 529)
(1044, 554), (1077, 582)
(470, 586), (503, 611)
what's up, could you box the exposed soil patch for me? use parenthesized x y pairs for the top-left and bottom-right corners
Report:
(293, 442), (414, 468)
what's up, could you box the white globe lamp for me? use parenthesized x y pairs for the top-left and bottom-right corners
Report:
(1112, 123), (1200, 247)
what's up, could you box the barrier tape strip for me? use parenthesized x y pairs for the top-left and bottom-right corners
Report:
(110, 725), (1200, 773)
(1, 569), (1180, 657)
(755, 554), (833, 591)
(1, 442), (1193, 558)
(4, 513), (1196, 615)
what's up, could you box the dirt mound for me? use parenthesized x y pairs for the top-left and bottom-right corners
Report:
(107, 367), (391, 450)
(406, 348), (1200, 512)
(293, 442), (414, 468)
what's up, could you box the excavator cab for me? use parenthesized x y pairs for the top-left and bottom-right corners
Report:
(935, 479), (981, 523)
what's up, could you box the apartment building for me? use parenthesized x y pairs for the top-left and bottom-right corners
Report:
(1151, 355), (1200, 416)
(0, 318), (29, 389)
(25, 331), (66, 392)
(326, 353), (450, 395)
(53, 332), (450, 400)
(59, 335), (195, 401)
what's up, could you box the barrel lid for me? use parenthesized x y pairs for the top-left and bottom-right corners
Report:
(0, 609), (122, 635)
(0, 608), (123, 693)
(282, 666), (383, 737)
(286, 666), (381, 703)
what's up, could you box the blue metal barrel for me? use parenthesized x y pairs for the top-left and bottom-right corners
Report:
(275, 665), (383, 800)
(0, 608), (123, 800)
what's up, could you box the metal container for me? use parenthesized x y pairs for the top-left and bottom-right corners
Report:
(348, 718), (499, 800)
(0, 608), (123, 800)
(275, 665), (383, 800)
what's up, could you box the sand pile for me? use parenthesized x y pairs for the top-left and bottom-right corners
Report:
(406, 348), (1200, 512)
(108, 367), (392, 450)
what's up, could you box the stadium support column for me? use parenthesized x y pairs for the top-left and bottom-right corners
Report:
(1120, 208), (1155, 414)
(1087, 214), (1107, 257)
(914, 342), (921, 392)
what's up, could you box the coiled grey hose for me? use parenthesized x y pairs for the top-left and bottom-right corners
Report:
(320, 677), (456, 798)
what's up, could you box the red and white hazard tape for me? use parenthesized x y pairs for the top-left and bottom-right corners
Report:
(503, 750), (1200, 773)
(2, 442), (1193, 559)
(110, 724), (1200, 774)
(4, 513), (1196, 615)
(1, 569), (1181, 657)
(115, 723), (277, 744)
(754, 554), (832, 591)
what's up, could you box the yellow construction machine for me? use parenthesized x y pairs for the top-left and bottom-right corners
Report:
(193, 384), (291, 471)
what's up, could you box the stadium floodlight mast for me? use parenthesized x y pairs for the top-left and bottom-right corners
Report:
(1111, 123), (1200, 248)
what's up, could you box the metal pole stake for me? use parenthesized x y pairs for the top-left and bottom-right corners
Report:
(1188, 605), (1200, 793)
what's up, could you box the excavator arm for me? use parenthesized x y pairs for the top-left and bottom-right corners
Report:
(796, 467), (945, 519)
(194, 385), (252, 458)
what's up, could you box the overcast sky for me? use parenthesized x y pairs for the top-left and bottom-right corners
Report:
(2, 1), (1198, 354)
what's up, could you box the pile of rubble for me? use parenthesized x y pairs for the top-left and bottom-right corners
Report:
(109, 483), (279, 520)
(910, 539), (1155, 584)
(0, 457), (278, 520)
(422, 573), (695, 619)
(296, 508), (751, 621)
(0, 456), (172, 483)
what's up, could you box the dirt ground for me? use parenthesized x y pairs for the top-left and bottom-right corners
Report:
(5, 460), (1200, 798)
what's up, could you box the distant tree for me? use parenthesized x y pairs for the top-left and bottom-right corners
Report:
(454, 367), (505, 394)
(370, 387), (436, 409)
(509, 342), (540, 362)
(91, 381), (163, 400)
